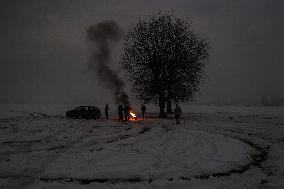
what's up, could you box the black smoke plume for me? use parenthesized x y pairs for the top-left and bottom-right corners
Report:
(86, 20), (129, 105)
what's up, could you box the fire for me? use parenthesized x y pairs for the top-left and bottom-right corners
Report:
(130, 111), (136, 118)
(129, 111), (137, 121)
(128, 107), (144, 121)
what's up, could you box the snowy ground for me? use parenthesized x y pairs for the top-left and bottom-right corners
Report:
(0, 104), (284, 188)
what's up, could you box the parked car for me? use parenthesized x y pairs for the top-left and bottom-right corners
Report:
(66, 106), (101, 119)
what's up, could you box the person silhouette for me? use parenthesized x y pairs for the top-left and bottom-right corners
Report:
(124, 104), (130, 121)
(174, 104), (182, 124)
(141, 104), (146, 118)
(118, 105), (124, 122)
(105, 104), (109, 120)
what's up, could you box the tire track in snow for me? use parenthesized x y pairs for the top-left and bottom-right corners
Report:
(0, 116), (95, 188)
(1, 115), (271, 187)
(37, 124), (264, 186)
(192, 128), (271, 178)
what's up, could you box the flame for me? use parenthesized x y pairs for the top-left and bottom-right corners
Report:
(130, 111), (136, 118)
(129, 109), (144, 121)
(129, 110), (137, 121)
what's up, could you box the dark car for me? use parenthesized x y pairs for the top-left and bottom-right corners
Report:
(66, 106), (101, 119)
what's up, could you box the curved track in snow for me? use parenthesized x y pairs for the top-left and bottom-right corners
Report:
(0, 111), (283, 188)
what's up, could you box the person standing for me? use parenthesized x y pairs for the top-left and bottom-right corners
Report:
(141, 104), (146, 118)
(118, 105), (124, 122)
(105, 104), (109, 120)
(174, 104), (182, 124)
(124, 105), (130, 121)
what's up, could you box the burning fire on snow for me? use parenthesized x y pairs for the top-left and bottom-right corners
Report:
(129, 110), (138, 121)
(130, 111), (136, 119)
(129, 110), (144, 121)
(112, 106), (144, 121)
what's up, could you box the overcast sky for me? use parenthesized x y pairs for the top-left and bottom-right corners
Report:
(0, 0), (283, 105)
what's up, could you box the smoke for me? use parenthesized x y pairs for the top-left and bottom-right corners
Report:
(86, 20), (129, 105)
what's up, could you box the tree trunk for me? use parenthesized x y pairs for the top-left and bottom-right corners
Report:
(159, 97), (167, 118)
(166, 99), (173, 114)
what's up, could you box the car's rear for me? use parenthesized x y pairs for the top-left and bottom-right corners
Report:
(88, 106), (101, 119)
(93, 107), (101, 119)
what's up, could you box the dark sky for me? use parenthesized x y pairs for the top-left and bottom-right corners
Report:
(0, 0), (283, 104)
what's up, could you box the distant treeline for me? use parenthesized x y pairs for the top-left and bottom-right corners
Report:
(261, 96), (283, 106)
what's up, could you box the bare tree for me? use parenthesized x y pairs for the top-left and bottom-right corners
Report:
(120, 12), (209, 117)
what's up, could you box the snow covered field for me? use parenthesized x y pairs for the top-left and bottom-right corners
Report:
(0, 104), (284, 188)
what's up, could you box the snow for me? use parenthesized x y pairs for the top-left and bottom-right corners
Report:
(0, 104), (284, 188)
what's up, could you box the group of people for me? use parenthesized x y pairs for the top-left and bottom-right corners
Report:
(104, 103), (182, 124)
(117, 104), (130, 121)
(104, 104), (147, 122)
